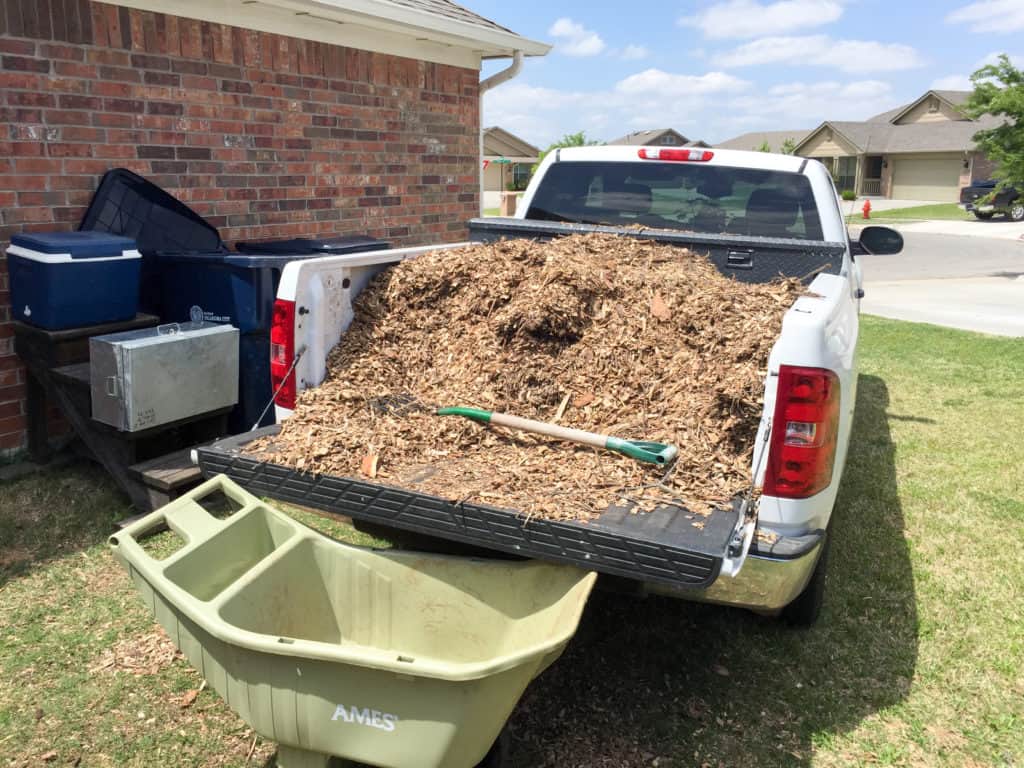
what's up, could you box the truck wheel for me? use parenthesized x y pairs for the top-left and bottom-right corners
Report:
(1008, 203), (1024, 222)
(972, 210), (995, 220)
(781, 533), (831, 627)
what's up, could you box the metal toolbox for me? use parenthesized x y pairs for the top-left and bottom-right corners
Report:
(90, 322), (239, 432)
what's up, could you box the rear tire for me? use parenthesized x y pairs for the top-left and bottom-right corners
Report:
(972, 210), (995, 220)
(781, 533), (830, 627)
(1008, 202), (1024, 222)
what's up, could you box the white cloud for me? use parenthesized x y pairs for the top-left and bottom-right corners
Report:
(615, 69), (750, 95)
(931, 74), (973, 90)
(620, 44), (649, 61)
(548, 18), (606, 57)
(484, 70), (751, 147)
(714, 35), (925, 72)
(947, 0), (1024, 34)
(728, 79), (896, 124)
(928, 53), (1023, 94)
(979, 51), (1024, 67)
(680, 0), (844, 39)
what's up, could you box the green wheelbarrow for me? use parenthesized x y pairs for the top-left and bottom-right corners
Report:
(109, 476), (596, 768)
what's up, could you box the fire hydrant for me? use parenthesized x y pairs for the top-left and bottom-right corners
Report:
(862, 199), (871, 219)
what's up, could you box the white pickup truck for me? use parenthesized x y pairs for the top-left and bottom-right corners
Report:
(200, 146), (903, 625)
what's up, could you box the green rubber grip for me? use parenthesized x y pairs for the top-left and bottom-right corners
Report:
(435, 406), (493, 424)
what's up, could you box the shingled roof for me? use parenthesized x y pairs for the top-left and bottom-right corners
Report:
(382, 0), (515, 35)
(715, 129), (809, 151)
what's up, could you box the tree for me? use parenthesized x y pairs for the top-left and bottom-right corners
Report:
(757, 139), (771, 152)
(534, 131), (601, 172)
(963, 54), (1024, 191)
(780, 137), (797, 155)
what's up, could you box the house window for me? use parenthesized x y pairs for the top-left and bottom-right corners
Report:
(928, 98), (939, 113)
(834, 156), (857, 193)
(660, 135), (677, 145)
(512, 163), (532, 190)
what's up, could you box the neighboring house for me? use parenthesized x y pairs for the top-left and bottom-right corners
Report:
(715, 130), (810, 153)
(794, 90), (1002, 201)
(715, 90), (1002, 201)
(482, 126), (540, 209)
(608, 129), (693, 147)
(0, 0), (546, 456)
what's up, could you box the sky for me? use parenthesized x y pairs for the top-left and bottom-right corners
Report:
(470, 0), (1024, 149)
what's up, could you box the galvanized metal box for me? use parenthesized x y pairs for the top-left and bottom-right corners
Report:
(90, 322), (239, 432)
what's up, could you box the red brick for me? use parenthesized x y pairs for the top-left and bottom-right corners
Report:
(0, 39), (35, 55)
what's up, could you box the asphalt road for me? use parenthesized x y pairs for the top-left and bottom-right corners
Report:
(858, 231), (1024, 281)
(858, 231), (1024, 337)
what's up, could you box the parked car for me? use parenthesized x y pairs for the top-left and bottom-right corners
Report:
(246, 147), (902, 626)
(960, 180), (1023, 221)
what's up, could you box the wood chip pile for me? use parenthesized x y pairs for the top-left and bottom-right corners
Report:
(251, 234), (804, 520)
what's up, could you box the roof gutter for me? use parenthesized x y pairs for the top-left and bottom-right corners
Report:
(478, 51), (525, 216)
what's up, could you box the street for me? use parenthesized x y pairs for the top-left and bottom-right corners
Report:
(858, 229), (1024, 337)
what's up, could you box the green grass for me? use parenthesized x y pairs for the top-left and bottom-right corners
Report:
(482, 207), (501, 216)
(2, 316), (1023, 766)
(845, 202), (973, 223)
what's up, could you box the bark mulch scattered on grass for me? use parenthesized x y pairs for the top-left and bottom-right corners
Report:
(253, 234), (803, 520)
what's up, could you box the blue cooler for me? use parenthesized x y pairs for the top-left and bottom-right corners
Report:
(7, 232), (141, 330)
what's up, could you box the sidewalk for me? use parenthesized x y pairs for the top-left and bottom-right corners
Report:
(893, 219), (1024, 241)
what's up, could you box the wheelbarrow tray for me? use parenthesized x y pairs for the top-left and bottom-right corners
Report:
(110, 476), (596, 768)
(196, 426), (742, 590)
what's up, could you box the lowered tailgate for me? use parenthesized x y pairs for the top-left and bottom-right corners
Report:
(197, 427), (747, 590)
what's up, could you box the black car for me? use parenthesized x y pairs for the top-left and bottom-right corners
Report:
(959, 180), (1023, 222)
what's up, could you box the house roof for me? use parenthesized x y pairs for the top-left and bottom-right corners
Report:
(101, 0), (549, 67)
(797, 113), (1002, 155)
(483, 126), (540, 160)
(607, 128), (690, 146)
(714, 129), (809, 151)
(888, 89), (972, 124)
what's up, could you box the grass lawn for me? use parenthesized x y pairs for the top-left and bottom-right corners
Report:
(845, 203), (973, 224)
(482, 207), (501, 216)
(2, 316), (1023, 767)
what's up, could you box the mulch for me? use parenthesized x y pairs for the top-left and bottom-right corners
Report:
(249, 234), (802, 520)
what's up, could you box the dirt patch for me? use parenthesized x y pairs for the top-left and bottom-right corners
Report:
(252, 234), (803, 519)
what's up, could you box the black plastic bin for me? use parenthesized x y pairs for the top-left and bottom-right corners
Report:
(79, 168), (390, 432)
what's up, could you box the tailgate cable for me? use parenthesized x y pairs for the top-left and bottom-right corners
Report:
(251, 345), (306, 432)
(721, 417), (771, 578)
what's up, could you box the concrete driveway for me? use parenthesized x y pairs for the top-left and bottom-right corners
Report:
(895, 218), (1024, 241)
(858, 231), (1024, 337)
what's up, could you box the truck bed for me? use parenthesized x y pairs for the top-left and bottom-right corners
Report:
(468, 218), (847, 283)
(197, 427), (742, 589)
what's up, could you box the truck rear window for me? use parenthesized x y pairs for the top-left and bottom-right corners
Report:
(526, 161), (824, 241)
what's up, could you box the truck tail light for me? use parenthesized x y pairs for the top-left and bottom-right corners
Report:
(638, 148), (714, 162)
(270, 299), (297, 410)
(763, 366), (840, 499)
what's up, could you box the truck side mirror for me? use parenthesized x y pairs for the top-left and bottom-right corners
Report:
(858, 225), (903, 255)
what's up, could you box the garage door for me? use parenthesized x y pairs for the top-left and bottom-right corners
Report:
(890, 156), (961, 202)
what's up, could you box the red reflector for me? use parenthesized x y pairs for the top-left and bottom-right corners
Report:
(763, 366), (840, 499)
(270, 299), (297, 410)
(638, 148), (714, 162)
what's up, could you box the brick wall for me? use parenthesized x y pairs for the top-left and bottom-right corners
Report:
(0, 0), (481, 454)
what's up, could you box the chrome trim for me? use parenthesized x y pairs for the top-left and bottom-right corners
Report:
(646, 540), (823, 612)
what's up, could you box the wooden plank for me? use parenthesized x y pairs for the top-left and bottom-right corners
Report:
(129, 447), (204, 492)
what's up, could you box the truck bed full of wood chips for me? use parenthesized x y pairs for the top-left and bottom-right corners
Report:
(249, 234), (804, 521)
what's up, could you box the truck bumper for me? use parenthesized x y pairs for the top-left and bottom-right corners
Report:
(646, 529), (825, 613)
